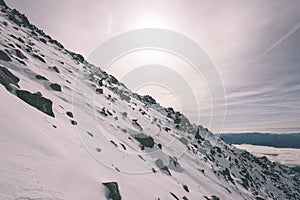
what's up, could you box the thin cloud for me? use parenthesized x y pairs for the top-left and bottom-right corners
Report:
(255, 21), (300, 62)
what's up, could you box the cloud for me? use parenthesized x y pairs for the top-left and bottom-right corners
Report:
(255, 21), (300, 62)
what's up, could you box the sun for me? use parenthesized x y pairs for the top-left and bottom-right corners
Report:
(134, 13), (168, 28)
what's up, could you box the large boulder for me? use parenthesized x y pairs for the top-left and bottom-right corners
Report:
(0, 50), (11, 61)
(16, 90), (55, 117)
(134, 133), (154, 148)
(103, 182), (122, 200)
(0, 66), (19, 91)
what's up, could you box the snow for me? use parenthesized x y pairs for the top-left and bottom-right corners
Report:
(0, 2), (299, 200)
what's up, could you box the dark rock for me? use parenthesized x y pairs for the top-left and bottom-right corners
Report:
(182, 196), (189, 200)
(17, 37), (24, 43)
(0, 50), (11, 61)
(170, 192), (179, 200)
(96, 88), (103, 94)
(66, 111), (73, 118)
(120, 143), (126, 150)
(39, 38), (47, 44)
(49, 66), (60, 73)
(110, 140), (118, 147)
(87, 131), (94, 137)
(69, 51), (84, 63)
(50, 83), (61, 91)
(71, 120), (77, 125)
(142, 95), (156, 105)
(132, 119), (143, 132)
(119, 90), (130, 102)
(33, 54), (46, 63)
(155, 159), (172, 176)
(134, 133), (154, 148)
(98, 79), (103, 86)
(15, 49), (27, 59)
(164, 127), (171, 132)
(16, 90), (55, 117)
(0, 66), (19, 91)
(256, 197), (266, 200)
(8, 9), (31, 28)
(182, 185), (189, 192)
(178, 137), (188, 145)
(49, 39), (64, 49)
(204, 195), (220, 200)
(210, 195), (220, 200)
(98, 108), (108, 117)
(0, 0), (8, 7)
(122, 112), (127, 118)
(108, 75), (119, 85)
(35, 74), (48, 80)
(16, 58), (26, 66)
(103, 182), (122, 200)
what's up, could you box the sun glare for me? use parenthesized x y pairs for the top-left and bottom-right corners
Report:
(134, 13), (168, 28)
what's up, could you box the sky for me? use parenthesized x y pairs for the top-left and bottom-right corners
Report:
(6, 0), (300, 133)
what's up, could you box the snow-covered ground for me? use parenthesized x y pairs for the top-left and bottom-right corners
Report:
(0, 1), (299, 200)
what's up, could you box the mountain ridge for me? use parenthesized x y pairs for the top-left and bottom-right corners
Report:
(219, 132), (300, 149)
(0, 1), (299, 199)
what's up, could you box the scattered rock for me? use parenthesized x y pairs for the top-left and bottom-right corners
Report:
(110, 140), (118, 147)
(178, 137), (188, 145)
(17, 37), (24, 43)
(120, 143), (126, 150)
(32, 54), (46, 63)
(134, 133), (154, 148)
(0, 0), (8, 8)
(15, 49), (27, 59)
(35, 74), (48, 80)
(155, 159), (172, 176)
(87, 131), (94, 137)
(158, 143), (162, 149)
(0, 50), (11, 61)
(142, 95), (156, 105)
(50, 83), (61, 91)
(122, 112), (127, 118)
(0, 66), (19, 91)
(204, 195), (220, 200)
(98, 107), (108, 117)
(49, 66), (60, 73)
(103, 182), (122, 200)
(16, 90), (55, 117)
(71, 120), (77, 125)
(170, 192), (179, 200)
(132, 119), (143, 132)
(39, 38), (47, 44)
(96, 88), (103, 94)
(182, 185), (189, 192)
(66, 111), (73, 118)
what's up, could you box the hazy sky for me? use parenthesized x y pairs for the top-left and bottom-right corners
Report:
(6, 0), (300, 133)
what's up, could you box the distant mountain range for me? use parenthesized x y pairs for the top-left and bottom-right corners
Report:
(219, 132), (300, 149)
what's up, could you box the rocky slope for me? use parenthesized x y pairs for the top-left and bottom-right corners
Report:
(0, 1), (299, 199)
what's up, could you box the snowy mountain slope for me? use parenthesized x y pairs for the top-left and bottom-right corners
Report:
(0, 1), (299, 199)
